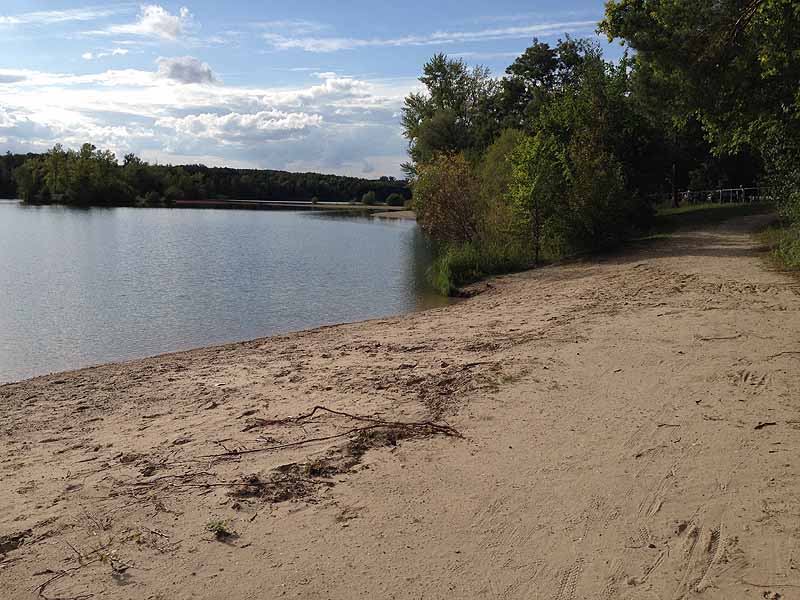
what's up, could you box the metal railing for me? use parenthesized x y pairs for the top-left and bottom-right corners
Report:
(681, 187), (773, 205)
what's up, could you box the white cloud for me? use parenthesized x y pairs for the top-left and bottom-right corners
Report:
(104, 5), (192, 40)
(0, 8), (118, 26)
(0, 67), (414, 177)
(156, 56), (218, 84)
(156, 110), (323, 142)
(256, 20), (328, 35)
(451, 51), (525, 60)
(264, 20), (598, 52)
(82, 48), (129, 60)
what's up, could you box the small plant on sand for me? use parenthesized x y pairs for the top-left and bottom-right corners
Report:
(205, 519), (234, 540)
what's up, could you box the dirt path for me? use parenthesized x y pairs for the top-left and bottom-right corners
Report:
(1, 214), (799, 599)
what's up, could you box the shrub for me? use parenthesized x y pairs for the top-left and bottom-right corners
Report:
(386, 192), (406, 207)
(206, 519), (235, 540)
(413, 153), (481, 244)
(763, 224), (800, 269)
(560, 132), (635, 251)
(361, 191), (377, 205)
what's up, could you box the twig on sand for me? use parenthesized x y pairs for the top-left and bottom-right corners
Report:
(198, 406), (462, 460)
(737, 579), (800, 589)
(695, 334), (742, 341)
(33, 564), (96, 600)
(766, 351), (800, 360)
(130, 471), (215, 486)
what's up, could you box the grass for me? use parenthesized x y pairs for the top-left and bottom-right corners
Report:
(429, 242), (531, 296)
(760, 221), (800, 269)
(205, 519), (235, 540)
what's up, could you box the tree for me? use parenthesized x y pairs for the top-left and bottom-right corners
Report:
(413, 153), (481, 244)
(601, 0), (800, 217)
(509, 133), (565, 264)
(401, 54), (498, 173)
(477, 129), (525, 247)
(5, 145), (410, 208)
(361, 191), (376, 206)
(386, 192), (405, 207)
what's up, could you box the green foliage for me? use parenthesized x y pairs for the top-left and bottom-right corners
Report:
(762, 224), (800, 269)
(601, 0), (800, 238)
(361, 190), (377, 205)
(401, 54), (498, 174)
(476, 129), (524, 247)
(386, 192), (405, 207)
(205, 520), (234, 540)
(560, 133), (641, 251)
(401, 32), (775, 294)
(428, 242), (530, 296)
(2, 146), (410, 206)
(508, 133), (565, 263)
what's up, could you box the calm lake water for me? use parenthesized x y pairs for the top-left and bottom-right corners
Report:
(0, 202), (447, 383)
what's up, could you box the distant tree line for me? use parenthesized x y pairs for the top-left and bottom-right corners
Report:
(403, 3), (796, 292)
(0, 145), (411, 207)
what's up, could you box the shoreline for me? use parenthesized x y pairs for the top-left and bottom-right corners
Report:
(2, 213), (799, 598)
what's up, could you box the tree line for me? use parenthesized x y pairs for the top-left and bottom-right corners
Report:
(0, 145), (410, 207)
(404, 1), (796, 292)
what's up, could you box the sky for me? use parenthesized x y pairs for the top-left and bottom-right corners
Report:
(0, 1), (617, 178)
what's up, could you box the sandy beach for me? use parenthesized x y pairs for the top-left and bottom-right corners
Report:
(1, 212), (799, 599)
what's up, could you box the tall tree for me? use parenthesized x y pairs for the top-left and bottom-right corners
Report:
(401, 54), (497, 173)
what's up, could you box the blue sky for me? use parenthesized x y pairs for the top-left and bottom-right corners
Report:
(0, 1), (615, 177)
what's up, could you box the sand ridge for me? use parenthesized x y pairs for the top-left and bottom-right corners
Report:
(1, 213), (799, 599)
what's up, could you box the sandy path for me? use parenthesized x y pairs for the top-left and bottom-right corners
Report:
(1, 213), (799, 599)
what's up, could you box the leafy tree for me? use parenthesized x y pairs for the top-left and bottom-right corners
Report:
(386, 192), (405, 207)
(476, 129), (525, 247)
(5, 145), (411, 207)
(413, 153), (480, 244)
(601, 0), (800, 218)
(401, 54), (498, 173)
(509, 133), (565, 264)
(361, 191), (377, 205)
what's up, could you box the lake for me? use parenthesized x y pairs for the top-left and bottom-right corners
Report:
(0, 202), (447, 383)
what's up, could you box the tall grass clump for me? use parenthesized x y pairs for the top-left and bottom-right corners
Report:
(762, 224), (800, 269)
(428, 242), (530, 295)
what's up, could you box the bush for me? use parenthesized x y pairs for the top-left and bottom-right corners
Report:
(560, 133), (636, 251)
(763, 224), (800, 269)
(413, 153), (481, 244)
(361, 191), (377, 205)
(386, 192), (406, 207)
(477, 129), (524, 248)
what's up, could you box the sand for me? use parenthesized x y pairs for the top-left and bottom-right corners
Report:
(1, 213), (799, 599)
(373, 209), (416, 220)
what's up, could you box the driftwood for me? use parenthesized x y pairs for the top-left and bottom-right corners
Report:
(199, 405), (462, 460)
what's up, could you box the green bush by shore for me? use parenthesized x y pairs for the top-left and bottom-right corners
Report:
(428, 242), (531, 296)
(762, 223), (800, 270)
